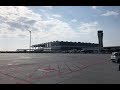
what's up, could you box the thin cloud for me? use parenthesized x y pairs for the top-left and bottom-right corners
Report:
(41, 6), (53, 9)
(92, 6), (97, 9)
(71, 19), (77, 23)
(79, 21), (100, 33)
(52, 14), (62, 18)
(101, 11), (119, 16)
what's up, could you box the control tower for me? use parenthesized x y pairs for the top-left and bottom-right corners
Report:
(98, 31), (103, 49)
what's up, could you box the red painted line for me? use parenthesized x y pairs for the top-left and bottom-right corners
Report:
(56, 61), (109, 84)
(39, 64), (58, 79)
(43, 64), (56, 71)
(43, 68), (55, 71)
(42, 64), (51, 78)
(0, 71), (32, 84)
(27, 64), (41, 79)
(28, 61), (108, 81)
(0, 60), (108, 83)
(45, 72), (48, 78)
(27, 64), (55, 80)
(37, 61), (108, 82)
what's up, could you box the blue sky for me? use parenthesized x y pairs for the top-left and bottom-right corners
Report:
(0, 6), (120, 51)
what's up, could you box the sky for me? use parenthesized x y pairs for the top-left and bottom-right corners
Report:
(0, 6), (120, 51)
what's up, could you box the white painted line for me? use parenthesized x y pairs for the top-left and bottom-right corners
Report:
(8, 64), (12, 65)
(38, 69), (50, 72)
(20, 57), (31, 59)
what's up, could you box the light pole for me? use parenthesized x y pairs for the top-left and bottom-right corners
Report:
(27, 30), (31, 51)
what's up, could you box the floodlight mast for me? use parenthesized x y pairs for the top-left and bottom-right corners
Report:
(27, 30), (31, 51)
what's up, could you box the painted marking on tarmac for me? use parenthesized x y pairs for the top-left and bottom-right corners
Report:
(20, 57), (31, 59)
(0, 60), (108, 84)
(38, 69), (50, 72)
(7, 64), (13, 65)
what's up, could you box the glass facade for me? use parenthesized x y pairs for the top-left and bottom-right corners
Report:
(32, 41), (99, 51)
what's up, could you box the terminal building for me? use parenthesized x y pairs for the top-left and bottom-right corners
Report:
(31, 41), (99, 52)
(16, 30), (120, 53)
(30, 30), (104, 52)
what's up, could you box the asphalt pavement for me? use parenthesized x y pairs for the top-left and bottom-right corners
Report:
(0, 53), (119, 84)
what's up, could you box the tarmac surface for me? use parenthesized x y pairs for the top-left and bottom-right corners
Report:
(0, 53), (119, 84)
